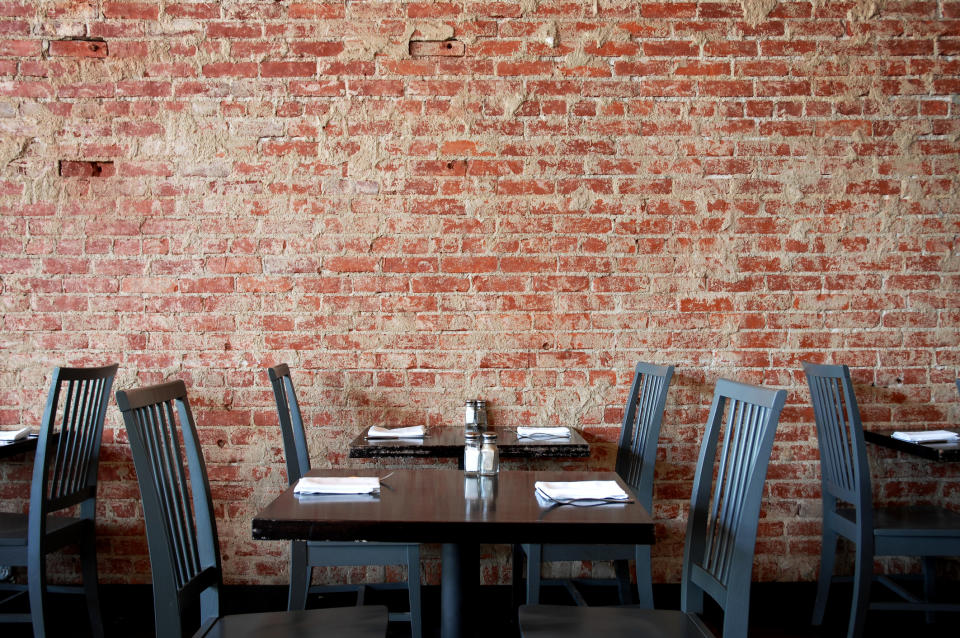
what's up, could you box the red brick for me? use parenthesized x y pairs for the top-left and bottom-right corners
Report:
(260, 61), (315, 77)
(102, 2), (159, 19)
(49, 39), (108, 57)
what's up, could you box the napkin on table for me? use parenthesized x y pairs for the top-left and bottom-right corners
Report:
(891, 430), (959, 444)
(534, 480), (631, 503)
(0, 427), (30, 443)
(517, 426), (571, 439)
(293, 476), (381, 495)
(367, 425), (425, 439)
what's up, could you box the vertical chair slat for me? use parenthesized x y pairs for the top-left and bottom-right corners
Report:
(51, 379), (76, 500)
(717, 400), (751, 585)
(170, 398), (202, 581)
(162, 399), (200, 587)
(64, 377), (89, 497)
(71, 378), (93, 495)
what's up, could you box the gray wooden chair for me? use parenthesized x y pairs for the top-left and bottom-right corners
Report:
(267, 364), (421, 638)
(517, 361), (674, 607)
(0, 364), (117, 638)
(803, 362), (960, 638)
(519, 378), (787, 638)
(116, 380), (388, 638)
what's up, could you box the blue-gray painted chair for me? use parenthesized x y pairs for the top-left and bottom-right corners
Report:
(955, 378), (959, 396)
(517, 361), (674, 607)
(804, 362), (960, 638)
(268, 364), (421, 638)
(0, 364), (117, 638)
(519, 378), (786, 638)
(116, 380), (388, 638)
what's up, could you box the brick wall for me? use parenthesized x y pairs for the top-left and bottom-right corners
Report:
(1, 0), (959, 588)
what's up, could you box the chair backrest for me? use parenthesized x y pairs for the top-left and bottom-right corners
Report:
(681, 378), (787, 638)
(267, 364), (311, 485)
(116, 380), (222, 638)
(30, 364), (118, 528)
(802, 362), (872, 518)
(613, 361), (674, 510)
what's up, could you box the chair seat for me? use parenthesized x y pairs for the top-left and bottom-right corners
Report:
(837, 506), (960, 536)
(0, 512), (86, 547)
(518, 605), (714, 638)
(199, 605), (389, 638)
(538, 543), (635, 562)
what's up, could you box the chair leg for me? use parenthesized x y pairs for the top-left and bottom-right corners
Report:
(288, 540), (309, 611)
(634, 545), (654, 609)
(811, 528), (838, 625)
(80, 525), (104, 638)
(613, 559), (632, 605)
(525, 544), (542, 605)
(27, 549), (48, 638)
(511, 544), (524, 608)
(847, 540), (873, 638)
(406, 545), (422, 638)
(923, 556), (936, 625)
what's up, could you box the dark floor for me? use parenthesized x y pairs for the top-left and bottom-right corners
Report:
(3, 580), (959, 637)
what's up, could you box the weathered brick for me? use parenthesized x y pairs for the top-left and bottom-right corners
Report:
(48, 39), (108, 57)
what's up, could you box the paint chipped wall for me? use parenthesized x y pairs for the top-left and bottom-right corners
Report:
(1, 0), (959, 587)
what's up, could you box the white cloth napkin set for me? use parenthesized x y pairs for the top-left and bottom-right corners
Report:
(366, 425), (426, 439)
(0, 427), (30, 443)
(517, 426), (570, 439)
(294, 476), (381, 495)
(534, 480), (631, 505)
(891, 430), (959, 444)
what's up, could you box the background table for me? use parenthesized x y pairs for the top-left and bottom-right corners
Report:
(864, 430), (960, 462)
(348, 426), (590, 460)
(253, 468), (653, 638)
(0, 435), (39, 460)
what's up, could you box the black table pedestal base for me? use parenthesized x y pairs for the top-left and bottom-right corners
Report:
(441, 543), (478, 638)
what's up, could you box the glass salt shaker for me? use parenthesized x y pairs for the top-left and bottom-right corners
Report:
(479, 431), (499, 476)
(464, 400), (479, 429)
(463, 431), (481, 476)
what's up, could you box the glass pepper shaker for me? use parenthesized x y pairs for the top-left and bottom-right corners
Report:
(476, 400), (488, 431)
(479, 431), (499, 476)
(463, 431), (481, 476)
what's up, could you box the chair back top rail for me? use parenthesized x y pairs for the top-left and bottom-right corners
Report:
(614, 362), (674, 510)
(268, 364), (311, 485)
(31, 364), (118, 523)
(116, 379), (223, 636)
(682, 377), (787, 638)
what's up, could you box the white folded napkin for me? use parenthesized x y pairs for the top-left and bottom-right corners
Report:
(0, 427), (30, 443)
(891, 430), (959, 444)
(534, 480), (631, 504)
(517, 426), (570, 439)
(293, 476), (381, 495)
(367, 425), (425, 439)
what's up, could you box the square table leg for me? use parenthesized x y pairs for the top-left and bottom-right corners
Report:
(441, 543), (478, 638)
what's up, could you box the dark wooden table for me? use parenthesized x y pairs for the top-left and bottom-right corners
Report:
(348, 426), (590, 460)
(864, 430), (960, 462)
(252, 468), (653, 638)
(0, 435), (38, 460)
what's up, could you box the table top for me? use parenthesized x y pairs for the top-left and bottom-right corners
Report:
(348, 426), (590, 460)
(864, 430), (960, 462)
(0, 435), (39, 460)
(252, 468), (654, 546)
